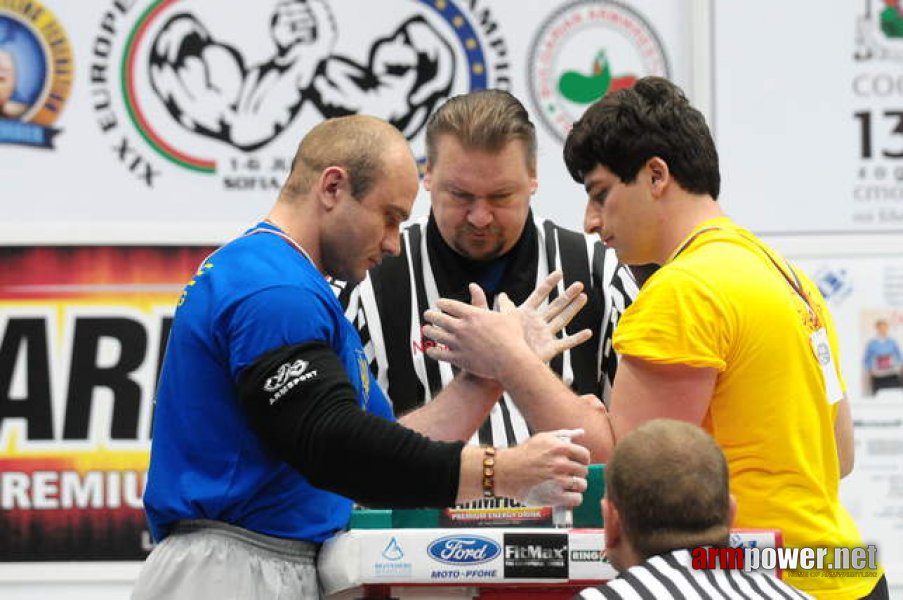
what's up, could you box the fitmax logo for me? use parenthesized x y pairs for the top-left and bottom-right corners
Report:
(505, 545), (566, 560)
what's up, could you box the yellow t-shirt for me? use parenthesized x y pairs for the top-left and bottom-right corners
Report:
(614, 217), (881, 598)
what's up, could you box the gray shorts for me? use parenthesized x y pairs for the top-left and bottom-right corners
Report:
(131, 520), (321, 600)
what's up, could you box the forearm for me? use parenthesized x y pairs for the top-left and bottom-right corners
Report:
(239, 341), (464, 508)
(455, 446), (486, 503)
(400, 372), (503, 442)
(237, 68), (303, 121)
(454, 445), (532, 504)
(834, 396), (855, 478)
(457, 434), (592, 506)
(498, 348), (614, 462)
(300, 402), (463, 507)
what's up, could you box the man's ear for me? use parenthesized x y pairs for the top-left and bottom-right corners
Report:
(647, 157), (670, 196)
(602, 497), (621, 547)
(727, 493), (737, 528)
(318, 166), (348, 209)
(422, 161), (433, 192)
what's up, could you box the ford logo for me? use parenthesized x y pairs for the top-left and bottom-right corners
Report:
(427, 535), (501, 565)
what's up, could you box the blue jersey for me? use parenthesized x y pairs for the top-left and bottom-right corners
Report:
(144, 222), (394, 543)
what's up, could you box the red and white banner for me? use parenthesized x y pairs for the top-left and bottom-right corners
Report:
(0, 246), (214, 561)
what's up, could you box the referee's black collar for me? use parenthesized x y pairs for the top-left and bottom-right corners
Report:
(425, 210), (538, 307)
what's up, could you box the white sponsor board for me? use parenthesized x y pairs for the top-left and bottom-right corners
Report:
(318, 527), (778, 597)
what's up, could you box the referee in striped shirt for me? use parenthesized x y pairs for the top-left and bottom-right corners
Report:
(339, 89), (646, 454)
(575, 420), (811, 600)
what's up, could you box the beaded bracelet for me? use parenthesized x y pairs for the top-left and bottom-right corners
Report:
(482, 446), (496, 498)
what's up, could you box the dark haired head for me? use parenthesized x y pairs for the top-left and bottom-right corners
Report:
(606, 419), (731, 559)
(563, 77), (720, 199)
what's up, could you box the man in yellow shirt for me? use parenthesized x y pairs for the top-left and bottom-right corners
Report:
(421, 78), (885, 599)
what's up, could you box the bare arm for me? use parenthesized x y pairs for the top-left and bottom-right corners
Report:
(455, 431), (591, 506)
(495, 350), (613, 461)
(420, 278), (717, 462)
(501, 353), (717, 462)
(406, 271), (590, 443)
(149, 1), (336, 150)
(423, 291), (613, 461)
(834, 396), (855, 478)
(608, 356), (716, 441)
(231, 0), (335, 147)
(399, 372), (502, 442)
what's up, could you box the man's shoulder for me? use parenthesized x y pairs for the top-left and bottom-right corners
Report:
(366, 249), (413, 285)
(364, 219), (427, 281)
(533, 216), (619, 289)
(534, 217), (611, 273)
(534, 216), (598, 243)
(213, 233), (327, 297)
(401, 216), (429, 234)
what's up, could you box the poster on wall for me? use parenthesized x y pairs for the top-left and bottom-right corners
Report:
(795, 253), (903, 582)
(851, 1), (903, 231)
(839, 400), (903, 584)
(0, 1), (72, 148)
(0, 0), (698, 242)
(0, 0), (700, 575)
(716, 0), (903, 234)
(0, 246), (213, 561)
(795, 254), (903, 398)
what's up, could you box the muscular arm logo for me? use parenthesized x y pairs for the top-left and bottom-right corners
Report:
(310, 16), (455, 138)
(149, 0), (336, 151)
(147, 1), (455, 150)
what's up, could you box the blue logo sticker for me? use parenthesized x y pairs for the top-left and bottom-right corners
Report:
(382, 536), (404, 561)
(427, 535), (500, 565)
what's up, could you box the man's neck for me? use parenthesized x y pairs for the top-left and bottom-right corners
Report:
(264, 200), (322, 270)
(610, 542), (643, 573)
(425, 212), (537, 303)
(655, 194), (723, 264)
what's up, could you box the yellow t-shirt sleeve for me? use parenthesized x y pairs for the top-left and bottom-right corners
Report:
(614, 264), (730, 370)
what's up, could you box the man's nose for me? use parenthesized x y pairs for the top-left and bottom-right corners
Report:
(467, 199), (493, 228)
(583, 202), (603, 235)
(382, 230), (402, 256)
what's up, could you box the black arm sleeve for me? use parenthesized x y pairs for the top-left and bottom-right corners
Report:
(237, 341), (464, 508)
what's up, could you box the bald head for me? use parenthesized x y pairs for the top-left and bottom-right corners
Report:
(607, 419), (731, 559)
(283, 115), (417, 201)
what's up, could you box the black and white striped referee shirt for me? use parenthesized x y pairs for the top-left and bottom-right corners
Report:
(575, 549), (812, 600)
(337, 213), (639, 450)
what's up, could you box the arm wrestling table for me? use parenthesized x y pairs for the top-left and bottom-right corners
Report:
(319, 465), (781, 598)
(319, 520), (780, 599)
